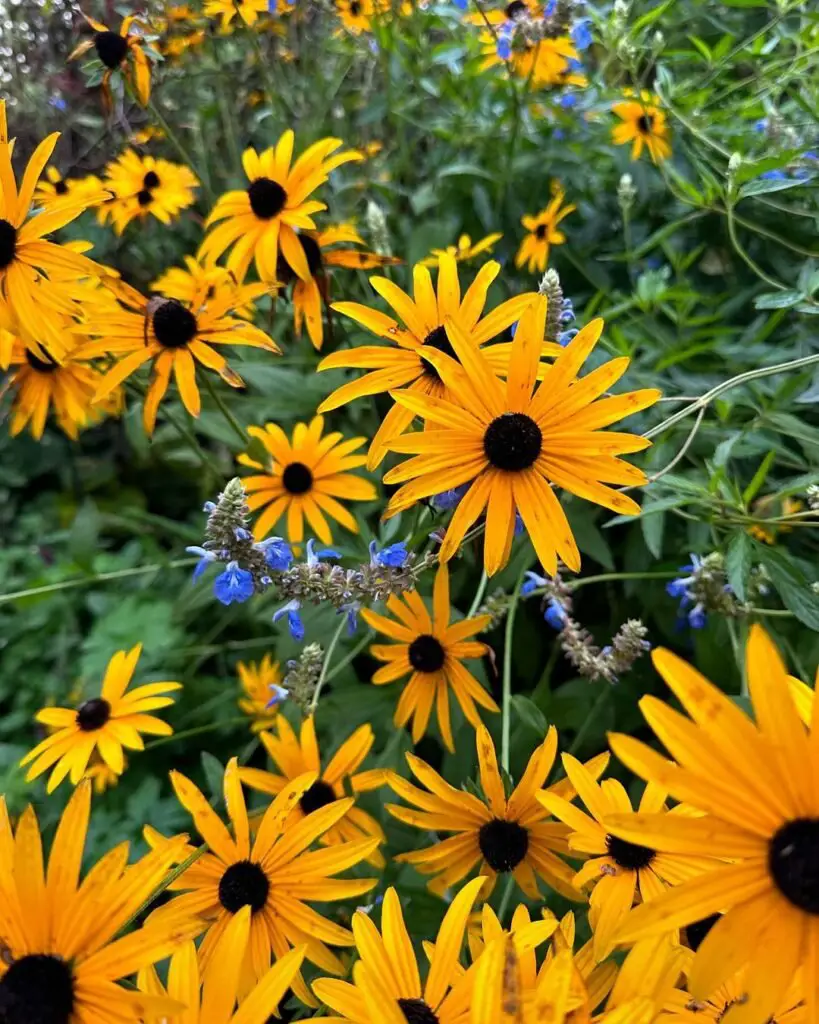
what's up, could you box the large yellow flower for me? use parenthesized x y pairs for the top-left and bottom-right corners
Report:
(611, 91), (671, 163)
(387, 722), (607, 900)
(318, 253), (540, 467)
(20, 643), (180, 793)
(98, 149), (199, 235)
(381, 296), (659, 576)
(516, 189), (575, 274)
(238, 415), (376, 544)
(239, 715), (387, 867)
(607, 624), (819, 1024)
(0, 100), (105, 355)
(200, 131), (362, 284)
(360, 562), (498, 752)
(0, 782), (197, 1024)
(155, 758), (378, 1003)
(75, 277), (279, 434)
(312, 879), (487, 1024)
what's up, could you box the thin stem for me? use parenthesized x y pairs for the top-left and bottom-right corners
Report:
(325, 629), (375, 683)
(144, 96), (215, 204)
(620, 406), (706, 494)
(496, 873), (516, 925)
(566, 688), (610, 759)
(116, 844), (209, 937)
(566, 571), (678, 591)
(0, 559), (198, 606)
(309, 617), (348, 715)
(467, 571), (489, 619)
(203, 374), (249, 446)
(501, 567), (527, 773)
(725, 200), (790, 293)
(145, 716), (249, 749)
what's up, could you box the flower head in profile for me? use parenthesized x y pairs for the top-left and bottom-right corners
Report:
(611, 90), (671, 163)
(20, 644), (180, 792)
(607, 624), (819, 1024)
(204, 0), (267, 29)
(74, 277), (279, 435)
(387, 722), (609, 900)
(319, 253), (539, 467)
(238, 715), (387, 866)
(98, 149), (199, 235)
(152, 255), (268, 320)
(381, 296), (660, 576)
(420, 233), (503, 268)
(200, 131), (362, 284)
(68, 13), (155, 109)
(238, 415), (376, 545)
(33, 166), (107, 211)
(516, 188), (575, 274)
(0, 782), (197, 1023)
(238, 653), (287, 731)
(154, 758), (378, 1004)
(361, 562), (498, 752)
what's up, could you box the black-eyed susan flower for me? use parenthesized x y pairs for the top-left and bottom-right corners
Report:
(69, 13), (154, 109)
(360, 562), (498, 752)
(477, 18), (584, 89)
(591, 934), (688, 1024)
(84, 753), (123, 794)
(516, 189), (575, 274)
(0, 781), (198, 1024)
(200, 132), (362, 284)
(382, 296), (660, 576)
(237, 654), (287, 731)
(663, 965), (802, 1024)
(335, 0), (387, 35)
(33, 166), (106, 210)
(20, 643), (180, 792)
(1, 330), (107, 440)
(204, 0), (267, 30)
(154, 758), (378, 1004)
(318, 253), (538, 468)
(138, 932), (305, 1024)
(312, 879), (487, 1024)
(387, 721), (608, 900)
(153, 255), (268, 320)
(238, 415), (376, 544)
(75, 277), (279, 435)
(0, 100), (106, 355)
(239, 715), (387, 867)
(611, 91), (671, 163)
(420, 233), (503, 268)
(466, 903), (560, 978)
(98, 149), (199, 235)
(539, 755), (719, 961)
(472, 935), (575, 1024)
(550, 910), (619, 1018)
(607, 624), (819, 1024)
(277, 223), (400, 350)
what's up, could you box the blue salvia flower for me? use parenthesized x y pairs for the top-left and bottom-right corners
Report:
(186, 545), (218, 581)
(571, 18), (592, 50)
(266, 683), (290, 708)
(666, 555), (709, 629)
(544, 597), (568, 629)
(514, 512), (525, 537)
(213, 561), (255, 605)
(544, 0), (557, 15)
(274, 599), (305, 641)
(521, 570), (549, 596)
(256, 536), (293, 571)
(306, 539), (341, 566)
(559, 93), (578, 109)
(369, 540), (410, 567)
(434, 484), (469, 510)
(341, 601), (361, 635)
(496, 25), (513, 60)
(452, 0), (468, 8)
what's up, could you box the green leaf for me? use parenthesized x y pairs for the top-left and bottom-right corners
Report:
(754, 290), (806, 310)
(725, 531), (752, 602)
(511, 695), (548, 736)
(68, 500), (101, 572)
(437, 163), (494, 181)
(201, 752), (225, 801)
(759, 548), (819, 630)
(739, 178), (806, 198)
(641, 510), (665, 559)
(742, 451), (776, 505)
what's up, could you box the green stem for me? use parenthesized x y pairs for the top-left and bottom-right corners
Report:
(501, 567), (527, 773)
(309, 617), (348, 715)
(467, 571), (489, 619)
(116, 844), (209, 937)
(145, 716), (248, 750)
(496, 873), (516, 925)
(203, 374), (249, 446)
(725, 200), (790, 293)
(144, 96), (215, 204)
(0, 559), (197, 606)
(567, 571), (678, 591)
(566, 688), (610, 759)
(325, 629), (375, 684)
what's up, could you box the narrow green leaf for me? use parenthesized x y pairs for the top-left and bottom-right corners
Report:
(742, 451), (776, 505)
(725, 531), (752, 602)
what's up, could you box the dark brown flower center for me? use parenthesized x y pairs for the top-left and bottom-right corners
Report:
(606, 833), (656, 870)
(218, 859), (270, 914)
(483, 412), (542, 471)
(54, 179), (69, 196)
(398, 1000), (440, 1024)
(299, 779), (337, 815)
(408, 634), (445, 673)
(637, 113), (654, 134)
(769, 818), (819, 914)
(0, 954), (75, 1024)
(281, 462), (313, 495)
(76, 697), (112, 731)
(94, 30), (129, 68)
(143, 170), (160, 190)
(478, 818), (529, 872)
(247, 177), (287, 220)
(535, 223), (547, 240)
(136, 189), (153, 206)
(0, 218), (17, 269)
(152, 299), (198, 348)
(25, 349), (60, 373)
(419, 325), (457, 382)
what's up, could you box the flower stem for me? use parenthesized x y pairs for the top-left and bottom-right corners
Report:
(203, 374), (250, 447)
(144, 95), (215, 204)
(145, 717), (249, 749)
(116, 843), (209, 937)
(0, 559), (197, 606)
(501, 566), (527, 773)
(496, 872), (516, 925)
(467, 570), (489, 619)
(309, 617), (348, 715)
(325, 629), (375, 684)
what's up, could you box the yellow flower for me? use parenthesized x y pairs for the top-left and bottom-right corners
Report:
(539, 755), (720, 960)
(162, 28), (207, 59)
(98, 149), (199, 235)
(420, 233), (503, 268)
(201, 131), (362, 284)
(335, 0), (388, 35)
(607, 624), (819, 1024)
(318, 253), (538, 468)
(237, 653), (286, 731)
(360, 562), (498, 752)
(381, 297), (659, 576)
(138, 933), (306, 1024)
(33, 166), (107, 211)
(664, 965), (803, 1024)
(83, 754), (123, 794)
(154, 758), (378, 1004)
(152, 254), (268, 320)
(0, 783), (197, 1024)
(516, 190), (575, 274)
(278, 223), (400, 350)
(387, 721), (607, 900)
(611, 91), (671, 163)
(747, 494), (804, 546)
(238, 415), (376, 544)
(68, 13), (154, 108)
(75, 277), (279, 435)
(20, 643), (180, 792)
(478, 26), (584, 88)
(0, 100), (105, 356)
(594, 934), (689, 1024)
(472, 935), (576, 1024)
(204, 0), (267, 30)
(238, 715), (387, 866)
(312, 879), (487, 1024)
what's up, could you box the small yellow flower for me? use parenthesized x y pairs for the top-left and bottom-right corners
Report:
(420, 232), (503, 268)
(611, 90), (671, 163)
(237, 653), (286, 731)
(516, 189), (575, 274)
(98, 149), (199, 235)
(33, 166), (107, 211)
(204, 0), (267, 30)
